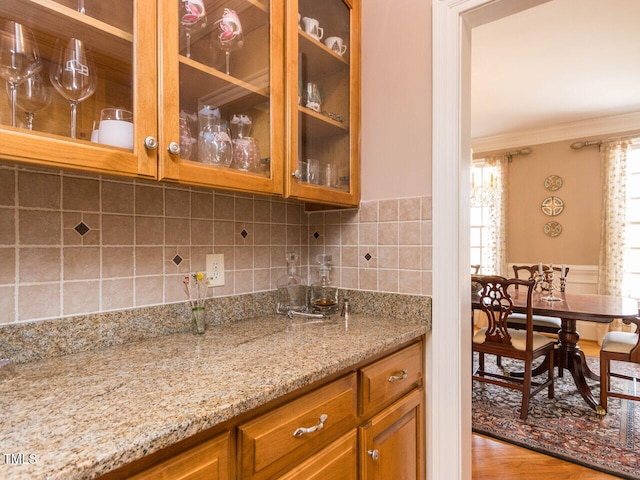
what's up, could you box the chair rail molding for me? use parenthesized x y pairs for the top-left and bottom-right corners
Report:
(432, 0), (551, 479)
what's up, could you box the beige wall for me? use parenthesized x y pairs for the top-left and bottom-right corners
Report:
(478, 139), (602, 266)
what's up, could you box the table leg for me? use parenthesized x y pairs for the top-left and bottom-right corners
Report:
(558, 319), (601, 411)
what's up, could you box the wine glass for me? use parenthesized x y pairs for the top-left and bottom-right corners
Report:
(214, 8), (244, 75)
(49, 37), (97, 139)
(7, 73), (52, 130)
(78, 0), (86, 14)
(0, 20), (42, 127)
(180, 0), (207, 59)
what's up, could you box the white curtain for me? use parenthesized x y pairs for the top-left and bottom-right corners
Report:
(596, 140), (633, 343)
(484, 154), (509, 277)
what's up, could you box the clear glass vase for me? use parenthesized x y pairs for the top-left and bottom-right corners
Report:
(191, 306), (206, 334)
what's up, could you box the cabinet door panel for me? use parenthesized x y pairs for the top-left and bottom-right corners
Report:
(360, 389), (424, 480)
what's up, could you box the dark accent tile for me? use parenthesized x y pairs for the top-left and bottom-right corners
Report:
(74, 222), (90, 236)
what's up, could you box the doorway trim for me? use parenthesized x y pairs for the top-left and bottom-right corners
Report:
(430, 0), (550, 478)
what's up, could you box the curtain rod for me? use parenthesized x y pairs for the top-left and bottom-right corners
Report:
(570, 132), (640, 150)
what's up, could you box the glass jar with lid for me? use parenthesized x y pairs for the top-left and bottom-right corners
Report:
(309, 254), (338, 314)
(276, 252), (308, 314)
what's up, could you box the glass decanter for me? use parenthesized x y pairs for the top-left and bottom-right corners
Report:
(276, 252), (307, 314)
(309, 254), (338, 314)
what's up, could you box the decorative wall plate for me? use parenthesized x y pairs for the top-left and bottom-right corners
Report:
(544, 175), (563, 191)
(541, 196), (564, 216)
(544, 221), (563, 237)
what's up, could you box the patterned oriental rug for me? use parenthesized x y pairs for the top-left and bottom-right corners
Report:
(472, 355), (640, 479)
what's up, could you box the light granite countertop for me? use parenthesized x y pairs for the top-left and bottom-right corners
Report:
(0, 312), (428, 480)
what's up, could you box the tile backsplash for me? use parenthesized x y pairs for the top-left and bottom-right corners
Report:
(0, 163), (432, 324)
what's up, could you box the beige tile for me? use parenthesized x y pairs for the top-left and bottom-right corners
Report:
(165, 218), (190, 246)
(135, 185), (164, 216)
(253, 222), (271, 246)
(215, 271), (234, 296)
(214, 194), (235, 220)
(191, 191), (213, 219)
(422, 270), (433, 295)
(63, 247), (100, 280)
(358, 223), (377, 245)
(164, 273), (188, 303)
(341, 224), (358, 245)
(270, 201), (286, 224)
(0, 286), (15, 323)
(340, 246), (359, 268)
(190, 246), (210, 273)
(270, 245), (287, 269)
(102, 278), (134, 310)
(254, 198), (271, 223)
(379, 199), (399, 222)
(235, 245), (254, 270)
(324, 210), (342, 225)
(254, 246), (270, 269)
(378, 246), (399, 269)
(378, 222), (399, 245)
(18, 171), (60, 209)
(359, 246), (377, 268)
(235, 196), (254, 222)
(166, 248), (190, 274)
(234, 269), (254, 294)
(0, 248), (14, 284)
(0, 208), (15, 245)
(340, 267), (358, 289)
(399, 221), (421, 245)
(359, 200), (378, 222)
(399, 197), (422, 221)
(422, 246), (433, 270)
(135, 217), (164, 245)
(19, 283), (60, 320)
(235, 222), (254, 246)
(102, 247), (134, 278)
(379, 269), (399, 293)
(165, 188), (191, 218)
(191, 219), (213, 246)
(19, 210), (60, 245)
(340, 209), (359, 224)
(102, 181), (134, 214)
(269, 224), (286, 247)
(359, 268), (378, 291)
(63, 212), (100, 246)
(215, 246), (235, 270)
(0, 168), (15, 206)
(135, 246), (164, 276)
(63, 176), (99, 211)
(399, 246), (422, 270)
(399, 270), (422, 295)
(135, 276), (164, 306)
(286, 202), (303, 224)
(214, 220), (235, 246)
(19, 247), (60, 282)
(422, 220), (433, 245)
(325, 225), (341, 246)
(421, 196), (432, 220)
(103, 214), (134, 246)
(253, 268), (271, 292)
(63, 280), (100, 316)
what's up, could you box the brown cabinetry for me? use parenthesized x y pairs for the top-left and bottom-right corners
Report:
(0, 0), (360, 207)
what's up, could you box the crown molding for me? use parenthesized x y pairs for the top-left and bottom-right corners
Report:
(471, 111), (640, 153)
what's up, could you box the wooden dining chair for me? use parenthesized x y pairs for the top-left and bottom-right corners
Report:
(599, 315), (640, 414)
(472, 275), (555, 420)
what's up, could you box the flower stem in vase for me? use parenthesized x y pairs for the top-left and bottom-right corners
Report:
(191, 306), (206, 334)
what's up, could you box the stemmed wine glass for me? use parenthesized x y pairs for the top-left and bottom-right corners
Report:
(6, 73), (52, 130)
(49, 37), (97, 139)
(214, 8), (244, 75)
(180, 0), (207, 59)
(0, 20), (42, 127)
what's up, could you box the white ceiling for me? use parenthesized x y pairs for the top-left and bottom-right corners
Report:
(471, 0), (640, 150)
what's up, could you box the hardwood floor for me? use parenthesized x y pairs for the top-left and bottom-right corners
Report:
(472, 340), (619, 479)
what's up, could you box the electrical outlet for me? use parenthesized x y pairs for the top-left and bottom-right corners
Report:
(206, 254), (225, 287)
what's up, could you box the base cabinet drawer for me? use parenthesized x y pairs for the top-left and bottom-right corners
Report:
(359, 342), (423, 417)
(238, 373), (358, 479)
(129, 432), (230, 480)
(278, 430), (358, 480)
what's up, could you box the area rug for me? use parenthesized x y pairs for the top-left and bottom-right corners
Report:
(472, 355), (640, 479)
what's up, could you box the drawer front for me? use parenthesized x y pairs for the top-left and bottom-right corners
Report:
(238, 373), (358, 480)
(129, 432), (230, 480)
(360, 342), (423, 417)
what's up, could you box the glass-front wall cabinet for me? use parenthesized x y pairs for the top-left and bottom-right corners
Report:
(285, 0), (360, 207)
(0, 0), (157, 177)
(158, 0), (284, 194)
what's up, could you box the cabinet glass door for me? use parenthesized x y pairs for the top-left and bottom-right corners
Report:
(286, 0), (360, 207)
(159, 0), (284, 195)
(0, 0), (157, 178)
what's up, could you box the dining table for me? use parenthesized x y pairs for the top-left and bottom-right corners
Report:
(472, 290), (639, 413)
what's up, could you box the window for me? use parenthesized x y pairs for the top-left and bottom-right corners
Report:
(626, 146), (640, 299)
(470, 162), (501, 275)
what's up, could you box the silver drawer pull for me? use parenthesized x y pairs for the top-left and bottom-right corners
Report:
(368, 449), (380, 461)
(388, 369), (408, 382)
(293, 414), (328, 437)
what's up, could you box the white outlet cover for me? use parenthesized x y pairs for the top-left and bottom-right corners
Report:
(206, 254), (225, 286)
